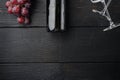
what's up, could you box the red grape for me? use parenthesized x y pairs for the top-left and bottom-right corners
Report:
(17, 16), (25, 24)
(8, 6), (13, 14)
(21, 7), (29, 16)
(24, 17), (29, 24)
(6, 1), (12, 7)
(12, 5), (21, 15)
(24, 3), (31, 8)
(6, 0), (31, 24)
(17, 0), (26, 4)
(10, 0), (18, 5)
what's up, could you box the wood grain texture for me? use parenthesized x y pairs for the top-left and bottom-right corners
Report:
(0, 0), (120, 27)
(66, 0), (120, 27)
(0, 28), (120, 62)
(0, 0), (120, 79)
(0, 0), (46, 27)
(0, 63), (120, 80)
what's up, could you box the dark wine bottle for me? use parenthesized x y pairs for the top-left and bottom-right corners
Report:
(48, 0), (66, 32)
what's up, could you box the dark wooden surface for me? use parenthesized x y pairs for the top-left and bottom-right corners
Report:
(0, 0), (120, 80)
(0, 28), (120, 63)
(0, 63), (120, 80)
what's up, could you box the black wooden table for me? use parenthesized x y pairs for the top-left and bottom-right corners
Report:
(0, 0), (120, 80)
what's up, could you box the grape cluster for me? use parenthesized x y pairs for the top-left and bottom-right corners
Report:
(5, 0), (31, 24)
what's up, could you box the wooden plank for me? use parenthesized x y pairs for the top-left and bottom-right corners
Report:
(0, 0), (120, 27)
(0, 28), (120, 62)
(0, 0), (46, 27)
(0, 63), (120, 80)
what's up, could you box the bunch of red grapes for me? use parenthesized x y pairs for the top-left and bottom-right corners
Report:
(5, 0), (31, 24)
